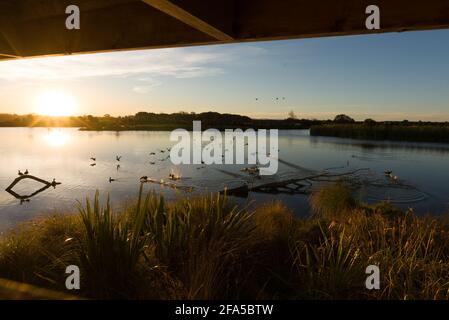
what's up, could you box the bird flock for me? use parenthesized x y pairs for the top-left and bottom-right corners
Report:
(89, 147), (175, 184)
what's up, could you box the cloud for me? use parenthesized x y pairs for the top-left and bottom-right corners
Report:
(132, 78), (162, 93)
(0, 44), (266, 82)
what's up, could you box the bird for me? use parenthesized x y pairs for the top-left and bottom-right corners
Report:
(160, 150), (165, 153)
(24, 169), (29, 175)
(116, 156), (122, 161)
(169, 173), (180, 181)
(384, 170), (393, 176)
(116, 164), (120, 171)
(149, 162), (155, 165)
(109, 177), (115, 183)
(140, 176), (148, 182)
(149, 152), (156, 156)
(90, 163), (96, 167)
(18, 170), (23, 176)
(90, 157), (96, 162)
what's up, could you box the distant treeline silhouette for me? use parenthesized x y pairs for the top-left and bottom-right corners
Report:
(0, 112), (318, 130)
(311, 116), (449, 143)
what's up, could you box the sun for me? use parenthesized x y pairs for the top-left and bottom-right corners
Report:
(35, 91), (77, 117)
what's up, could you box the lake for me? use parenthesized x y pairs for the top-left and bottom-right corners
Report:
(1, 127), (449, 232)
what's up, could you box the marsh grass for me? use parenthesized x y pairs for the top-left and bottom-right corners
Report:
(310, 123), (449, 143)
(1, 183), (449, 299)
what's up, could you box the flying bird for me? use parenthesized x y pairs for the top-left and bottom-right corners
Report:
(116, 156), (122, 161)
(90, 157), (96, 162)
(109, 177), (115, 183)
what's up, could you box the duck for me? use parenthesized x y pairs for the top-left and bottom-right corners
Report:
(169, 173), (181, 181)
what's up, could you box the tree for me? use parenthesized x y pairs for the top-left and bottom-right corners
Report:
(334, 114), (355, 123)
(287, 110), (298, 120)
(364, 118), (376, 125)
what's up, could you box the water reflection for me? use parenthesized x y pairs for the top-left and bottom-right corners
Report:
(44, 128), (70, 147)
(0, 128), (449, 232)
(5, 174), (61, 205)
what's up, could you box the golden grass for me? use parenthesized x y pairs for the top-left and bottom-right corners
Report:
(1, 184), (449, 299)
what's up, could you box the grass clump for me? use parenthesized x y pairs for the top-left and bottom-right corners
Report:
(1, 183), (449, 300)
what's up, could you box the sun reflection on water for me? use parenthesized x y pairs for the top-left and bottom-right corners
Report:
(44, 129), (70, 147)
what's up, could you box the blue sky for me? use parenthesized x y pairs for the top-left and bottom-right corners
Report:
(0, 28), (449, 120)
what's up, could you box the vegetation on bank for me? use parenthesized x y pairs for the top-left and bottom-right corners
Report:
(1, 183), (449, 300)
(0, 112), (315, 131)
(311, 122), (449, 143)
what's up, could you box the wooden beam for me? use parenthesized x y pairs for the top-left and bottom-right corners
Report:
(141, 0), (234, 41)
(0, 1), (215, 59)
(235, 0), (449, 41)
(0, 53), (19, 58)
(1, 0), (449, 61)
(0, 278), (79, 300)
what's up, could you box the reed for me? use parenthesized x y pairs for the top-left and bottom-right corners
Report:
(310, 123), (449, 143)
(1, 184), (449, 299)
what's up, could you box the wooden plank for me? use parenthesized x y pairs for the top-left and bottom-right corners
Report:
(0, 1), (215, 58)
(0, 0), (449, 60)
(141, 0), (234, 41)
(0, 278), (79, 300)
(235, 0), (449, 41)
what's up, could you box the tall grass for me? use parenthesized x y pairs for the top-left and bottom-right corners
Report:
(1, 183), (449, 299)
(311, 123), (449, 143)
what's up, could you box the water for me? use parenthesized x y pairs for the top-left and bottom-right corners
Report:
(1, 127), (449, 232)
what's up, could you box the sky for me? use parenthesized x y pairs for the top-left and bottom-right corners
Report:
(0, 29), (449, 120)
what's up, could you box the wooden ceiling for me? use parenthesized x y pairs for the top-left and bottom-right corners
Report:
(1, 0), (449, 61)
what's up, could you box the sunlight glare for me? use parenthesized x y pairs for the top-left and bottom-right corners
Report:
(44, 129), (69, 147)
(35, 91), (77, 117)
